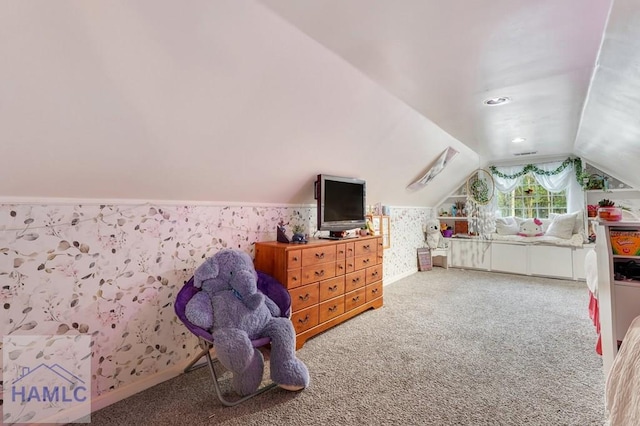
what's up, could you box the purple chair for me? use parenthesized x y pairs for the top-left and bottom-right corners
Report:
(175, 270), (291, 406)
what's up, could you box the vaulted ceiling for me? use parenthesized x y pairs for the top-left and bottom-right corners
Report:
(1, 1), (638, 207)
(260, 0), (640, 187)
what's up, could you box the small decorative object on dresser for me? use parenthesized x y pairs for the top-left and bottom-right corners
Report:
(254, 236), (383, 349)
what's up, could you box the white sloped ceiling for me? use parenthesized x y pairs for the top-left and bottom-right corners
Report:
(0, 0), (478, 207)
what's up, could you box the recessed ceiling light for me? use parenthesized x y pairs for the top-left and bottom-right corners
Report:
(511, 137), (526, 143)
(483, 96), (511, 106)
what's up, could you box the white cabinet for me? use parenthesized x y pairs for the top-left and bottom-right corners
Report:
(450, 239), (491, 269)
(595, 221), (640, 377)
(491, 242), (527, 274)
(530, 245), (573, 279)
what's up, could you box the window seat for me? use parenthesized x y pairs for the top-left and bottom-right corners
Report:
(487, 232), (585, 247)
(448, 234), (591, 280)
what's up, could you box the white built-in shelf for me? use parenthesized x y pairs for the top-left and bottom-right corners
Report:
(586, 189), (636, 193)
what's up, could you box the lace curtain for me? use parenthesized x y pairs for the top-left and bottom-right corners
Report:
(491, 159), (584, 214)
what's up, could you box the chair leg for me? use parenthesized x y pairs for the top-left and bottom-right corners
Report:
(203, 349), (278, 407)
(183, 347), (209, 373)
(183, 339), (278, 406)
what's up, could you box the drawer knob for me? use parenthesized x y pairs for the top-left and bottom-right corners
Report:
(315, 252), (325, 259)
(328, 305), (337, 312)
(352, 277), (360, 283)
(315, 270), (325, 277)
(363, 244), (370, 250)
(371, 288), (378, 294)
(371, 271), (378, 277)
(363, 259), (370, 264)
(329, 285), (338, 292)
(299, 294), (310, 302)
(352, 296), (360, 302)
(298, 315), (309, 324)
(293, 256), (298, 261)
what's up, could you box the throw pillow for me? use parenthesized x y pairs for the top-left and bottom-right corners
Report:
(495, 217), (519, 235)
(550, 211), (583, 235)
(546, 212), (577, 239)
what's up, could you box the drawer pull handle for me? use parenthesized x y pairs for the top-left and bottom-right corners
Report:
(293, 256), (298, 261)
(299, 294), (310, 302)
(315, 252), (325, 259)
(329, 285), (338, 292)
(315, 270), (325, 277)
(292, 276), (298, 281)
(298, 315), (309, 325)
(337, 264), (344, 270)
(339, 250), (345, 255)
(371, 271), (378, 277)
(352, 296), (360, 302)
(328, 305), (337, 312)
(371, 288), (379, 294)
(363, 259), (370, 264)
(352, 277), (360, 283)
(363, 244), (370, 250)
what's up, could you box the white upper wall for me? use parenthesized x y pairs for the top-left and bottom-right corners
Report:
(0, 0), (479, 207)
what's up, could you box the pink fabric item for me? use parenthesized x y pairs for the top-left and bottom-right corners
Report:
(589, 291), (602, 356)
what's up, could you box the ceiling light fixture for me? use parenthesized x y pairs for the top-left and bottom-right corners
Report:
(511, 137), (526, 143)
(483, 96), (511, 106)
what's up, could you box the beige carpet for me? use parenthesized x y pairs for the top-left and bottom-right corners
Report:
(86, 268), (606, 425)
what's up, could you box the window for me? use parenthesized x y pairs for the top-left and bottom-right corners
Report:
(496, 174), (567, 218)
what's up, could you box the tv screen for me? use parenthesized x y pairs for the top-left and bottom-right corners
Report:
(316, 174), (366, 237)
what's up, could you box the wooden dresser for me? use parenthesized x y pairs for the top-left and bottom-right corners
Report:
(254, 235), (384, 349)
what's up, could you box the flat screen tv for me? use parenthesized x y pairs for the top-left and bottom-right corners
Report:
(315, 174), (366, 239)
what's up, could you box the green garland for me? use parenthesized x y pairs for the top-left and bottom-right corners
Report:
(489, 157), (586, 187)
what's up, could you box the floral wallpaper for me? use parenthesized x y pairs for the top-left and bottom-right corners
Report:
(0, 201), (428, 405)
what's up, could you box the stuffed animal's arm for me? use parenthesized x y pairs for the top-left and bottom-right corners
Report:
(184, 291), (214, 329)
(264, 296), (282, 317)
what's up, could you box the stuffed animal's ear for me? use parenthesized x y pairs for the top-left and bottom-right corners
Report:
(194, 257), (219, 288)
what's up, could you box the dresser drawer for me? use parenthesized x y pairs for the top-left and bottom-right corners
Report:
(376, 237), (384, 253)
(301, 262), (336, 285)
(354, 239), (376, 256)
(366, 264), (382, 284)
(319, 296), (345, 323)
(291, 305), (319, 334)
(287, 249), (302, 269)
(301, 246), (336, 266)
(319, 276), (345, 302)
(345, 257), (356, 273)
(335, 259), (346, 276)
(290, 283), (319, 312)
(355, 254), (376, 270)
(336, 243), (347, 260)
(345, 288), (367, 311)
(366, 281), (383, 302)
(345, 242), (355, 258)
(345, 269), (366, 292)
(286, 268), (302, 289)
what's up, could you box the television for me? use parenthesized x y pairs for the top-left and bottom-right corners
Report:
(315, 174), (367, 239)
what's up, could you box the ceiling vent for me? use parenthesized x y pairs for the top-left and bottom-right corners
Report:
(513, 151), (538, 156)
